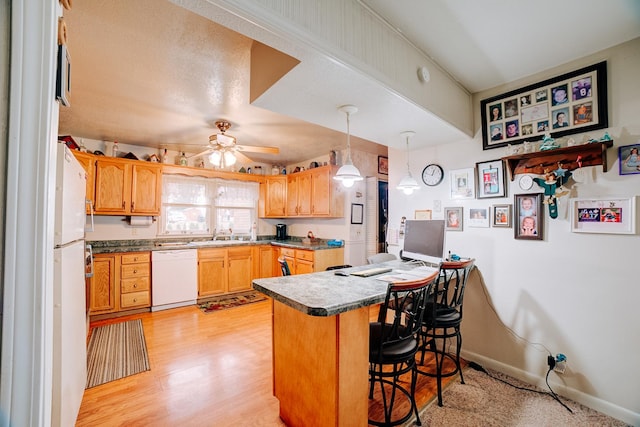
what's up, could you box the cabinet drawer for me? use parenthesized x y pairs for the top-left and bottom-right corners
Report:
(120, 291), (150, 308)
(121, 252), (150, 264)
(280, 248), (295, 257)
(296, 250), (314, 262)
(121, 263), (150, 278)
(121, 277), (150, 293)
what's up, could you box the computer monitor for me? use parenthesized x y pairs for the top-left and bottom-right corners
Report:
(401, 219), (446, 265)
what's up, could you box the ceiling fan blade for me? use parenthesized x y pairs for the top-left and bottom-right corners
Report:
(234, 151), (253, 164)
(235, 144), (280, 154)
(188, 148), (214, 159)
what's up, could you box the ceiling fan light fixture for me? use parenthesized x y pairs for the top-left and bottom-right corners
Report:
(333, 104), (363, 188)
(223, 150), (237, 167)
(396, 131), (420, 195)
(209, 150), (222, 167)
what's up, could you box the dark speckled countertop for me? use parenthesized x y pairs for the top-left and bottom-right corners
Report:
(89, 237), (343, 254)
(252, 261), (415, 317)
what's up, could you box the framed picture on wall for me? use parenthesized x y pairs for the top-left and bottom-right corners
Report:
(492, 204), (512, 228)
(570, 196), (637, 234)
(351, 203), (364, 224)
(476, 159), (507, 199)
(480, 61), (608, 151)
(449, 168), (475, 200)
(444, 207), (463, 231)
(514, 193), (543, 240)
(378, 156), (388, 175)
(468, 207), (490, 228)
(618, 144), (640, 176)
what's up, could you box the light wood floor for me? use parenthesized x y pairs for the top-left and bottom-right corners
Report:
(77, 298), (459, 426)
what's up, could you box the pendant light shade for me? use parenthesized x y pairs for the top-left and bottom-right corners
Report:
(396, 131), (420, 195)
(333, 105), (363, 188)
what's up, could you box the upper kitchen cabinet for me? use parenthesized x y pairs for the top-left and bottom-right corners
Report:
(72, 151), (95, 213)
(263, 175), (287, 218)
(286, 171), (312, 216)
(94, 157), (162, 215)
(262, 166), (344, 218)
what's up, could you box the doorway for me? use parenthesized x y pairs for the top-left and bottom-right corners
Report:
(378, 180), (388, 253)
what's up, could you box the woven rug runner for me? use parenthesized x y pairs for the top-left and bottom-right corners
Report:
(198, 290), (267, 313)
(86, 319), (150, 389)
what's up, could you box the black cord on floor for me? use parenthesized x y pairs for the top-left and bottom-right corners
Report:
(468, 361), (573, 413)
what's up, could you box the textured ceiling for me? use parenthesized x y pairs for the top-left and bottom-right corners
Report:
(57, 0), (640, 165)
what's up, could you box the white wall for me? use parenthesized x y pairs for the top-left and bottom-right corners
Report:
(387, 38), (640, 425)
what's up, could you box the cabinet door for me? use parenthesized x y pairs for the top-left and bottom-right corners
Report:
(258, 245), (274, 278)
(286, 176), (299, 216)
(131, 163), (161, 215)
(296, 259), (314, 275)
(90, 254), (117, 314)
(297, 172), (313, 216)
(72, 151), (95, 213)
(198, 249), (227, 296)
(311, 168), (331, 216)
(228, 247), (253, 293)
(265, 176), (287, 217)
(94, 159), (131, 214)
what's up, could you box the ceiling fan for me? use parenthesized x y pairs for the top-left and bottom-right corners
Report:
(190, 120), (279, 168)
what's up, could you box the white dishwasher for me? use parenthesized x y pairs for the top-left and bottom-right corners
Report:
(151, 249), (198, 311)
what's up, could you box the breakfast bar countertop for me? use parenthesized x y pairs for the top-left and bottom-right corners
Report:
(252, 262), (408, 317)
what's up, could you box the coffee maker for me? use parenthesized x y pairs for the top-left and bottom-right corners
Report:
(276, 224), (287, 240)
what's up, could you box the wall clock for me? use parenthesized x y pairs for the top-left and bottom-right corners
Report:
(421, 164), (444, 186)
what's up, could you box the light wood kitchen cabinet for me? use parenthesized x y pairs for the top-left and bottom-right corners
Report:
(286, 172), (312, 216)
(278, 247), (345, 275)
(263, 175), (287, 217)
(89, 251), (151, 317)
(71, 151), (95, 213)
(227, 247), (253, 293)
(262, 166), (344, 218)
(254, 244), (274, 279)
(94, 157), (162, 215)
(119, 253), (151, 309)
(198, 248), (227, 297)
(89, 254), (117, 314)
(198, 246), (254, 296)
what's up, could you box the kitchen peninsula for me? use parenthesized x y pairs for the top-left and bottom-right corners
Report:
(252, 262), (410, 427)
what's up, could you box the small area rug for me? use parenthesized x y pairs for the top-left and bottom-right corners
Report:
(86, 319), (150, 389)
(198, 290), (267, 313)
(416, 366), (626, 426)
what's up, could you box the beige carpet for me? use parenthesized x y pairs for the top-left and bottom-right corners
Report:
(86, 319), (150, 388)
(416, 367), (628, 426)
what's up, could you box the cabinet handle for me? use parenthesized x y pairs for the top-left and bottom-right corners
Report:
(131, 201), (135, 211)
(133, 284), (137, 288)
(133, 298), (137, 303)
(133, 269), (138, 274)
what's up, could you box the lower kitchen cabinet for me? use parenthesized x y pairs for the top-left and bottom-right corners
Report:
(198, 248), (227, 297)
(277, 247), (344, 275)
(198, 246), (254, 297)
(89, 252), (151, 317)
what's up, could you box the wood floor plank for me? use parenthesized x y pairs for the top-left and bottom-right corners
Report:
(77, 298), (456, 426)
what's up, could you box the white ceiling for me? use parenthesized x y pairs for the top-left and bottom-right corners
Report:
(57, 0), (640, 165)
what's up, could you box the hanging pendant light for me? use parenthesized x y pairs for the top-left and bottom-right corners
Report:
(396, 131), (420, 195)
(333, 105), (363, 188)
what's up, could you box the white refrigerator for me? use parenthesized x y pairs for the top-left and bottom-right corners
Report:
(52, 144), (91, 427)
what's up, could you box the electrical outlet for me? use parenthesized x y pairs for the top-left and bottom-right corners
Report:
(131, 228), (138, 236)
(554, 353), (567, 374)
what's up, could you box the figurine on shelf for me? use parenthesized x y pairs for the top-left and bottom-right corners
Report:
(600, 132), (612, 141)
(539, 133), (560, 151)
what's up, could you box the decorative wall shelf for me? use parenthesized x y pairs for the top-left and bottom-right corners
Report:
(501, 140), (613, 180)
